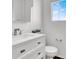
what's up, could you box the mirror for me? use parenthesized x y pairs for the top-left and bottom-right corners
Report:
(12, 0), (33, 23)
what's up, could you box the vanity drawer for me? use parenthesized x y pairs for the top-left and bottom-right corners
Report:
(36, 53), (45, 59)
(12, 36), (45, 59)
(18, 44), (45, 59)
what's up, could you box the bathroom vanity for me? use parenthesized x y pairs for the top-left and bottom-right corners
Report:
(12, 33), (46, 59)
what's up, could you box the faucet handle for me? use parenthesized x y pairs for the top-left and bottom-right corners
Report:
(14, 28), (22, 35)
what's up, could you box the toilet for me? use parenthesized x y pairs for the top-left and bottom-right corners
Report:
(45, 46), (58, 59)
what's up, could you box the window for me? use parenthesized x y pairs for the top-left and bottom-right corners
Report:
(51, 0), (66, 21)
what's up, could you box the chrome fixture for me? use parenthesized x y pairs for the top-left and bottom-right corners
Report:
(13, 28), (22, 36)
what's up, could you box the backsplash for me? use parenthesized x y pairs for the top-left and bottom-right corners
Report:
(12, 22), (42, 35)
(12, 22), (32, 35)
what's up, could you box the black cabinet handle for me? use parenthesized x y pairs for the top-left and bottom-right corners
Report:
(60, 39), (63, 42)
(38, 52), (41, 55)
(37, 42), (41, 44)
(41, 57), (43, 59)
(20, 49), (25, 53)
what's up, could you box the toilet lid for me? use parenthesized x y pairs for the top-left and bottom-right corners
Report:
(45, 46), (58, 53)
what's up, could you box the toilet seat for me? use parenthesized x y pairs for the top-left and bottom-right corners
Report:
(45, 46), (58, 57)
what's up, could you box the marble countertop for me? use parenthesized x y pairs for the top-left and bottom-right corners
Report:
(12, 33), (45, 46)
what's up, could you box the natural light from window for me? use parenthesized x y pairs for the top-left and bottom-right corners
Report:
(51, 0), (66, 21)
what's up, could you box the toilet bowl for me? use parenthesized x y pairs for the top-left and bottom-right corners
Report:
(45, 46), (58, 59)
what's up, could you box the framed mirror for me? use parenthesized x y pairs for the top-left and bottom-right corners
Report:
(12, 0), (33, 23)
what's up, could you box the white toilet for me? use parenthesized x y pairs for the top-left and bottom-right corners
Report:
(45, 46), (58, 59)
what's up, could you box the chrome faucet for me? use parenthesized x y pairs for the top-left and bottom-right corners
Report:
(13, 28), (22, 36)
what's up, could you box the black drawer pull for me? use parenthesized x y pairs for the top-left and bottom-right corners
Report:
(37, 42), (41, 44)
(38, 52), (41, 55)
(41, 57), (43, 59)
(20, 49), (25, 53)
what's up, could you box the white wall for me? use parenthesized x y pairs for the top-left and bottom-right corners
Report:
(42, 0), (66, 58)
(31, 0), (42, 30)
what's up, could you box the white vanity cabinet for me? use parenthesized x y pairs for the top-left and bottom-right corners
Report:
(12, 34), (46, 59)
(18, 44), (45, 59)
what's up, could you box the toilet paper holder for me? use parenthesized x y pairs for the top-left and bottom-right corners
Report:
(56, 38), (63, 42)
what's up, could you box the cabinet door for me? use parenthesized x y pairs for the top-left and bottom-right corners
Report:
(18, 44), (45, 59)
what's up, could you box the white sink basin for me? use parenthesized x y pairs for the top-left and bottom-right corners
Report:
(12, 33), (45, 46)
